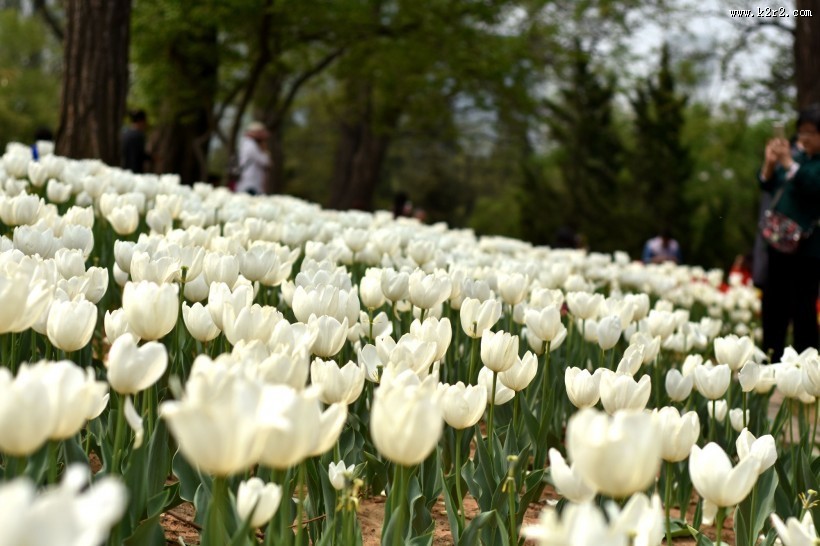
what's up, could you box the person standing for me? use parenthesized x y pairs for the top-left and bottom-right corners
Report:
(759, 104), (820, 362)
(235, 121), (271, 195)
(121, 109), (151, 174)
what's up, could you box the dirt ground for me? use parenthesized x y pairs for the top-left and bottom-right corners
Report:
(160, 483), (734, 545)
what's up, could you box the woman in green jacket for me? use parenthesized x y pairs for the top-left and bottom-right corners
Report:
(759, 104), (820, 362)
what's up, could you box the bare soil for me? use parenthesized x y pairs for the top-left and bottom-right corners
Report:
(159, 485), (734, 545)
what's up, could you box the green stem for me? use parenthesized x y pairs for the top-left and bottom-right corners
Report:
(488, 371), (498, 462)
(204, 476), (228, 546)
(512, 392), (520, 435)
(709, 400), (716, 443)
(541, 342), (551, 419)
(6, 455), (26, 478)
(742, 391), (748, 430)
(715, 506), (725, 546)
(664, 461), (673, 546)
(110, 393), (127, 475)
(454, 429), (465, 532)
(468, 333), (478, 385)
(47, 440), (59, 484)
(608, 347), (615, 370)
(391, 464), (408, 546)
(748, 483), (757, 546)
(789, 400), (794, 446)
(507, 470), (516, 545)
(295, 462), (307, 545)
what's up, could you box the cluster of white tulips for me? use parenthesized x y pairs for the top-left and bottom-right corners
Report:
(0, 140), (818, 546)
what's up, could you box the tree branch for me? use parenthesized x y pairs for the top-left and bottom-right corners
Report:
(274, 47), (345, 122)
(33, 0), (64, 42)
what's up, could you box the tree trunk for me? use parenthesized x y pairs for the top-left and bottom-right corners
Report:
(56, 0), (131, 166)
(330, 81), (399, 211)
(794, 0), (820, 107)
(150, 27), (218, 185)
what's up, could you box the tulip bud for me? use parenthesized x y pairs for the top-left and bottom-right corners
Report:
(371, 380), (443, 466)
(564, 367), (602, 409)
(480, 330), (519, 373)
(478, 367), (515, 406)
(693, 363), (731, 400)
(689, 442), (758, 509)
(408, 269), (452, 310)
(106, 334), (168, 395)
(437, 382), (487, 429)
(548, 448), (596, 503)
(236, 478), (283, 529)
(359, 273), (386, 310)
(328, 461), (356, 491)
(656, 407), (699, 462)
(596, 315), (622, 351)
(310, 359), (365, 405)
(460, 298), (502, 338)
(182, 302), (220, 342)
(598, 370), (651, 414)
(106, 205), (139, 236)
(46, 299), (97, 352)
(500, 351), (537, 392)
(567, 408), (662, 498)
(729, 408), (750, 432)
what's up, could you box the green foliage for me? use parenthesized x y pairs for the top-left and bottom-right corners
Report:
(682, 105), (770, 269)
(540, 41), (635, 254)
(629, 43), (692, 251)
(0, 9), (60, 150)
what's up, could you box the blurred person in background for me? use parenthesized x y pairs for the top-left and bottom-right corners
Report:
(758, 104), (820, 361)
(642, 228), (682, 264)
(121, 109), (151, 174)
(235, 121), (271, 195)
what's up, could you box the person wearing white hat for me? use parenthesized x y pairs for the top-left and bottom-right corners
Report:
(235, 121), (271, 195)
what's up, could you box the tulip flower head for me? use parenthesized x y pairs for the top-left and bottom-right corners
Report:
(370, 376), (443, 466)
(566, 409), (662, 499)
(689, 442), (758, 521)
(480, 329), (519, 373)
(548, 448), (596, 503)
(437, 381), (487, 429)
(565, 367), (603, 409)
(459, 297), (502, 338)
(236, 477), (283, 529)
(656, 406), (699, 462)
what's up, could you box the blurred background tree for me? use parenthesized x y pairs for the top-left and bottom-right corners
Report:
(0, 6), (60, 148)
(2, 0), (817, 271)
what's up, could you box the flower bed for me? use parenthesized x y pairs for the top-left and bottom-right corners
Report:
(0, 143), (817, 545)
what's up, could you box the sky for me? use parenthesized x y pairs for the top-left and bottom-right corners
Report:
(620, 0), (795, 111)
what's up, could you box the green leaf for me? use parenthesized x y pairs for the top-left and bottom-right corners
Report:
(123, 514), (166, 546)
(145, 419), (172, 500)
(441, 470), (461, 544)
(173, 449), (205, 502)
(733, 467), (778, 546)
(63, 435), (88, 467)
(458, 509), (498, 546)
(380, 504), (404, 546)
(362, 451), (388, 499)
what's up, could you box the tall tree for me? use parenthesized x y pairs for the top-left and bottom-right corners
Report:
(56, 0), (131, 165)
(327, 0), (549, 211)
(630, 44), (692, 254)
(794, 0), (820, 107)
(543, 42), (629, 253)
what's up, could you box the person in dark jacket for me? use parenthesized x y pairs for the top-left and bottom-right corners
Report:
(758, 104), (820, 361)
(121, 110), (150, 174)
